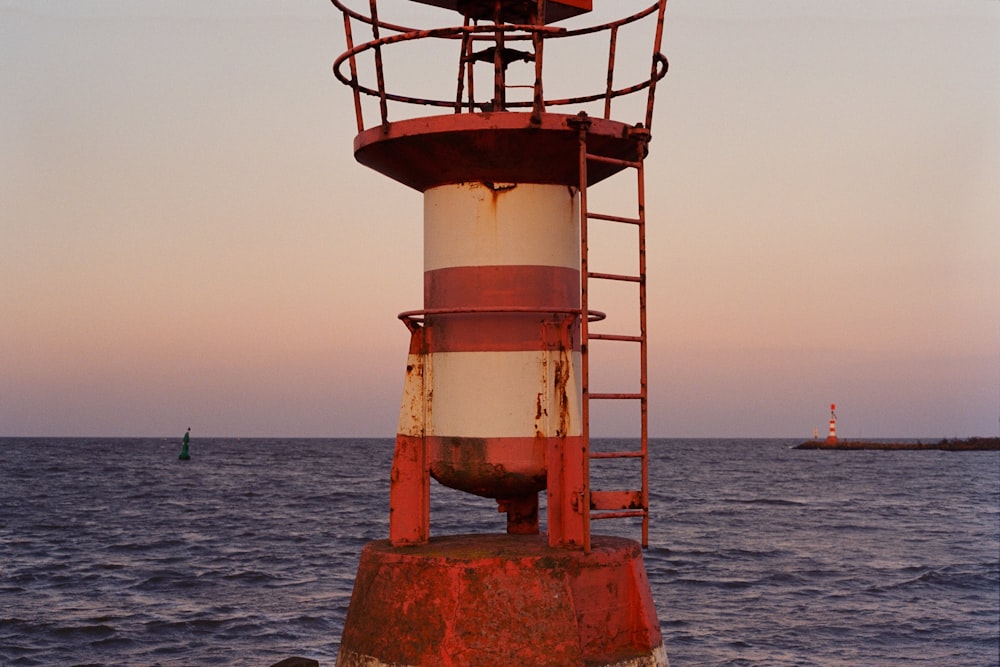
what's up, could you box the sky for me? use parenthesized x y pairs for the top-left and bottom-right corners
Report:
(2, 0), (998, 439)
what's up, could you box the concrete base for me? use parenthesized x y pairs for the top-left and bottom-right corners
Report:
(335, 534), (667, 667)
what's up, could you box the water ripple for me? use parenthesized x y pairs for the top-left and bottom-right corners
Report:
(0, 437), (996, 666)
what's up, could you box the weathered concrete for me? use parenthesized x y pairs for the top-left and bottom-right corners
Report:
(336, 534), (666, 667)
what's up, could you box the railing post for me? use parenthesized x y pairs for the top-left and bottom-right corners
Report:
(367, 0), (389, 131)
(341, 13), (365, 133)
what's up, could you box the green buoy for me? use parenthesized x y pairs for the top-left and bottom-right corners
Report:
(178, 427), (191, 460)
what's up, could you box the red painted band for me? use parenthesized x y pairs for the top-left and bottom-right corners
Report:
(424, 315), (581, 352)
(425, 265), (579, 310)
(422, 265), (581, 352)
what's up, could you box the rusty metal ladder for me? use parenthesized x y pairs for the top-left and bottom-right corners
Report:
(575, 118), (651, 553)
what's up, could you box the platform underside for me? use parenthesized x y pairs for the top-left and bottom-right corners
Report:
(410, 0), (592, 24)
(353, 112), (647, 192)
(335, 534), (667, 667)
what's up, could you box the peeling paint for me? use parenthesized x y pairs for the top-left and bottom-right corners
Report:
(483, 181), (517, 191)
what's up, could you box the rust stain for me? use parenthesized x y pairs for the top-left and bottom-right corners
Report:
(484, 181), (517, 221)
(553, 349), (571, 439)
(483, 181), (517, 192)
(535, 342), (549, 436)
(400, 359), (424, 428)
(429, 436), (545, 499)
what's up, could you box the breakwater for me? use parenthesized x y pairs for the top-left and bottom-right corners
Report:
(796, 437), (1000, 451)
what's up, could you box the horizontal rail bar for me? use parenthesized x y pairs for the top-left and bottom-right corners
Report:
(399, 306), (606, 322)
(590, 451), (644, 459)
(590, 490), (643, 511)
(587, 212), (642, 225)
(589, 392), (644, 400)
(589, 333), (643, 343)
(586, 153), (642, 170)
(590, 510), (647, 520)
(587, 271), (640, 283)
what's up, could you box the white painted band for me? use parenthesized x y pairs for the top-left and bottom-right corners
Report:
(424, 182), (580, 271)
(397, 350), (582, 439)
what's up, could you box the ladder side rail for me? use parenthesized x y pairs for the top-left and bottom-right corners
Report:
(576, 119), (593, 554)
(636, 140), (650, 547)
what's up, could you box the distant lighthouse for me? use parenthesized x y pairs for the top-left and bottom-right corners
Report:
(826, 403), (838, 444)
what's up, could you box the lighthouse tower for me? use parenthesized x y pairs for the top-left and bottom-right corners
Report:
(329, 2), (669, 665)
(826, 403), (838, 444)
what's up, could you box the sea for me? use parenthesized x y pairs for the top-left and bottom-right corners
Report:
(1, 437), (997, 667)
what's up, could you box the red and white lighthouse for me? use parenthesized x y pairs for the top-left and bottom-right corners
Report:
(827, 403), (838, 444)
(330, 2), (669, 665)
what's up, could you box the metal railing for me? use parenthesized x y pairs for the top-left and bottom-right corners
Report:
(331, 1), (668, 133)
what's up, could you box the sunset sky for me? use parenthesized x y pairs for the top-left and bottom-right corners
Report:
(3, 0), (998, 438)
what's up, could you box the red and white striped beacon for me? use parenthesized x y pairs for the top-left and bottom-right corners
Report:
(330, 2), (669, 665)
(827, 403), (838, 444)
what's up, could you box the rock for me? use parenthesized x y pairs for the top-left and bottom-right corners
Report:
(269, 657), (320, 667)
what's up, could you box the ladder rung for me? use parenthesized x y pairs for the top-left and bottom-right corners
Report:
(587, 212), (641, 225)
(590, 490), (643, 511)
(590, 450), (644, 459)
(585, 153), (641, 170)
(591, 510), (647, 520)
(588, 271), (640, 283)
(589, 392), (644, 400)
(589, 333), (643, 343)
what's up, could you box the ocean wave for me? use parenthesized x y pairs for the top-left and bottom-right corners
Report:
(2, 437), (996, 666)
